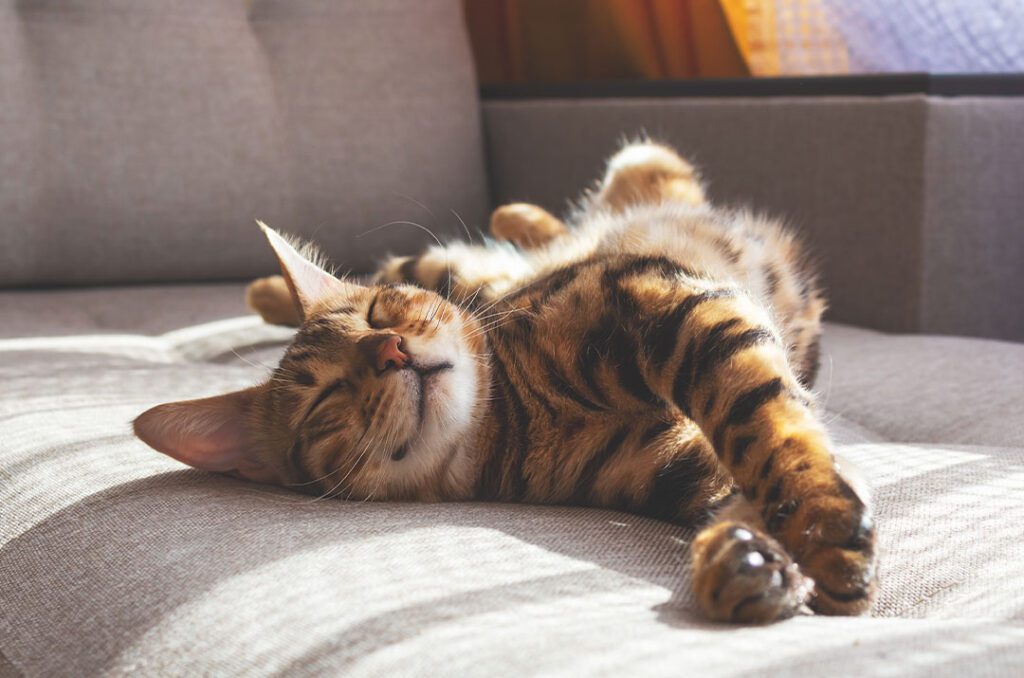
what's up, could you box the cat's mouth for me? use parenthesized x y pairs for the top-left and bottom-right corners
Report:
(390, 360), (454, 461)
(412, 361), (455, 379)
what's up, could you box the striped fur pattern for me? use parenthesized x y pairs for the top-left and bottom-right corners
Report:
(136, 142), (876, 623)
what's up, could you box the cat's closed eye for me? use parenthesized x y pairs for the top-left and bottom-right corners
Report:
(303, 379), (351, 419)
(366, 293), (387, 328)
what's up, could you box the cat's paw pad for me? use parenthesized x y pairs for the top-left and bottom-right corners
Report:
(693, 523), (813, 624)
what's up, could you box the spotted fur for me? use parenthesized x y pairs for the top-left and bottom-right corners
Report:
(136, 141), (876, 623)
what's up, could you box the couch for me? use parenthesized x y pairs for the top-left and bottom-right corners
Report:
(2, 2), (1023, 676)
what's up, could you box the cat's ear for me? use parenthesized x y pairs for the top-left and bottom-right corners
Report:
(133, 387), (277, 484)
(257, 220), (357, 318)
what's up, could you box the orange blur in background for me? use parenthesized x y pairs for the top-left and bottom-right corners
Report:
(463, 0), (850, 83)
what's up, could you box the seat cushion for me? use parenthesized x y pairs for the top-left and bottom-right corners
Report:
(0, 0), (488, 286)
(2, 285), (1023, 677)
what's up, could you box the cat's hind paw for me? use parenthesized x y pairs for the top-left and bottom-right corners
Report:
(246, 275), (302, 327)
(787, 490), (877, 616)
(760, 456), (878, 616)
(692, 521), (813, 624)
(597, 141), (706, 212)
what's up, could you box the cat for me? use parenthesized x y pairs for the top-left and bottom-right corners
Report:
(134, 141), (876, 623)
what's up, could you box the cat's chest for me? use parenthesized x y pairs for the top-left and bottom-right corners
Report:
(476, 391), (669, 504)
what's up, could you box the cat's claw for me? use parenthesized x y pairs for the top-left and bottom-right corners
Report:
(693, 522), (813, 624)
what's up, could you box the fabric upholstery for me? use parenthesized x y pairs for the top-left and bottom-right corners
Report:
(481, 95), (1024, 342)
(921, 98), (1024, 341)
(2, 285), (1023, 677)
(0, 0), (489, 286)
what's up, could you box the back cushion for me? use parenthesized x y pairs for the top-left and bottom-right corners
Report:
(0, 0), (489, 286)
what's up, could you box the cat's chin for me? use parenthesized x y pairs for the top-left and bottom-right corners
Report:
(377, 358), (477, 493)
(408, 361), (476, 449)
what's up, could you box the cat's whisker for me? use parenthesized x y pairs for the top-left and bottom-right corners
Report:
(326, 386), (405, 502)
(317, 394), (393, 501)
(452, 282), (476, 305)
(470, 307), (533, 326)
(357, 219), (444, 249)
(334, 397), (395, 495)
(468, 293), (508, 319)
(470, 304), (532, 323)
(230, 348), (275, 372)
(287, 423), (371, 491)
(353, 421), (395, 503)
(360, 216), (454, 310)
(456, 284), (486, 311)
(392, 191), (445, 236)
(468, 299), (528, 329)
(450, 207), (475, 245)
(426, 295), (443, 324)
(464, 310), (533, 339)
(471, 303), (521, 320)
(817, 353), (835, 413)
(478, 272), (539, 311)
(321, 439), (372, 501)
(300, 402), (383, 499)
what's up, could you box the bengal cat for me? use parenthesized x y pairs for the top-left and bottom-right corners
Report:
(134, 141), (876, 623)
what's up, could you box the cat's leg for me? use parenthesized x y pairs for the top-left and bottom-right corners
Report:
(625, 274), (876, 616)
(596, 141), (825, 387)
(376, 202), (564, 299)
(375, 241), (533, 306)
(246, 275), (302, 326)
(490, 203), (569, 249)
(692, 493), (813, 622)
(592, 140), (706, 213)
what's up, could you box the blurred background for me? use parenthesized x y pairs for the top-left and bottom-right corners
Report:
(464, 0), (1024, 84)
(1, 0), (1020, 340)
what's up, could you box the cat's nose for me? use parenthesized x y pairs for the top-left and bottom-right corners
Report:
(363, 334), (410, 373)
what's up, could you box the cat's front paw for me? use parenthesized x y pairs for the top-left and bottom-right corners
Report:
(692, 521), (813, 624)
(767, 472), (877, 615)
(490, 203), (568, 249)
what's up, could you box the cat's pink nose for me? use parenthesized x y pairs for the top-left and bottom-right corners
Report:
(368, 334), (409, 373)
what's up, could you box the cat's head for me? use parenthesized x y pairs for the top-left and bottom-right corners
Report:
(134, 224), (487, 500)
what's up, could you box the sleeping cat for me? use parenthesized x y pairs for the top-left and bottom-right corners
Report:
(134, 141), (876, 623)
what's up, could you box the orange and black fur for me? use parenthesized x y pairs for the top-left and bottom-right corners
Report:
(135, 142), (876, 623)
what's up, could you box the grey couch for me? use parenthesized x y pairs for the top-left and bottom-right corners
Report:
(2, 2), (1023, 676)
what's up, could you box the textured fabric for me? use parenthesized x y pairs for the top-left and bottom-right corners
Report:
(820, 324), (1024, 448)
(0, 283), (252, 338)
(0, 0), (489, 286)
(921, 98), (1024, 341)
(2, 285), (1024, 676)
(481, 95), (1024, 343)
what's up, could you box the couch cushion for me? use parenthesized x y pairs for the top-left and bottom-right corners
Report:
(2, 286), (1023, 676)
(481, 95), (1024, 343)
(0, 0), (488, 286)
(820, 324), (1024, 447)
